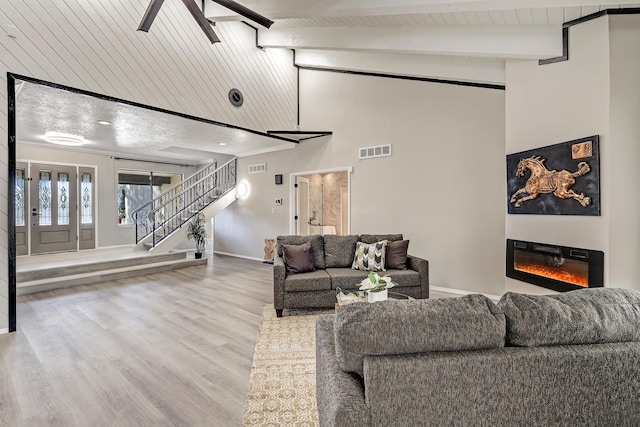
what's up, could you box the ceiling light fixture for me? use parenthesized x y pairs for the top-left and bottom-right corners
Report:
(98, 120), (111, 125)
(219, 142), (227, 146)
(44, 131), (88, 146)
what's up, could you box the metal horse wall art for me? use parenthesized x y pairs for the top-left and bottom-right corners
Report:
(510, 156), (591, 208)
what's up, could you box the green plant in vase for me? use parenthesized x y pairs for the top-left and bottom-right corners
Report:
(358, 272), (397, 302)
(187, 212), (208, 259)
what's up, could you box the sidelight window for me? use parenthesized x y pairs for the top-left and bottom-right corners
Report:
(15, 169), (25, 227)
(81, 172), (93, 224)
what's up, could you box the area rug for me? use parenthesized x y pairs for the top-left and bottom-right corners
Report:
(242, 305), (321, 427)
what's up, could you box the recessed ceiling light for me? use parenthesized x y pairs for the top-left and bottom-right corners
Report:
(219, 142), (227, 146)
(44, 131), (88, 146)
(98, 120), (111, 125)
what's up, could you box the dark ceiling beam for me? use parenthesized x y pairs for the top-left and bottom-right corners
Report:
(210, 0), (274, 28)
(137, 0), (166, 32)
(138, 0), (220, 44)
(181, 0), (221, 43)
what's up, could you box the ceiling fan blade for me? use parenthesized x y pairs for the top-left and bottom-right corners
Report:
(210, 0), (274, 28)
(181, 0), (221, 43)
(138, 0), (166, 32)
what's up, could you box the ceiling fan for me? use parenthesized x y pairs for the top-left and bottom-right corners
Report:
(138, 0), (273, 44)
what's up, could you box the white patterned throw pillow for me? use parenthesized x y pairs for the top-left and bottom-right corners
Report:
(351, 240), (388, 271)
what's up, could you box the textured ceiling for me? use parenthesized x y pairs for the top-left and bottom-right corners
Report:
(15, 80), (297, 164)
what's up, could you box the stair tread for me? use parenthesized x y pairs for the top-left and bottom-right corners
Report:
(18, 257), (206, 288)
(17, 251), (185, 278)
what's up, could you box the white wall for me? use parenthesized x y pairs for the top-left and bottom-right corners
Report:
(216, 70), (506, 295)
(608, 15), (640, 291)
(0, 1), (297, 331)
(505, 15), (640, 293)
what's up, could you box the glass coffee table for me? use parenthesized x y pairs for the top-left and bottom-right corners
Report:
(336, 288), (414, 306)
(388, 291), (415, 300)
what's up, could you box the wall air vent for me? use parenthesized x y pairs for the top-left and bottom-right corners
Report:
(359, 144), (392, 159)
(249, 163), (266, 174)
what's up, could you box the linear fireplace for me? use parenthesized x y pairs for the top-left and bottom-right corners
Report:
(506, 239), (604, 292)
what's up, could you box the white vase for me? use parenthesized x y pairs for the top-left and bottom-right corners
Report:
(367, 288), (388, 303)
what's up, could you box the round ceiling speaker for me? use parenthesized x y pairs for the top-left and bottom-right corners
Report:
(228, 88), (244, 107)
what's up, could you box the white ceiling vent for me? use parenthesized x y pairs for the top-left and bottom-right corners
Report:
(249, 163), (266, 174)
(359, 144), (392, 160)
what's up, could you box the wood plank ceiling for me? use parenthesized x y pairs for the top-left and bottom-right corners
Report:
(1, 0), (299, 163)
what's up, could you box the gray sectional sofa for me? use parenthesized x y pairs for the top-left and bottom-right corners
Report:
(316, 287), (640, 426)
(274, 234), (429, 317)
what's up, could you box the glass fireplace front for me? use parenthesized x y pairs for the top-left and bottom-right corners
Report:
(506, 240), (604, 292)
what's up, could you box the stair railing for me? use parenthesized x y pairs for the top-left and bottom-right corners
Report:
(131, 158), (237, 246)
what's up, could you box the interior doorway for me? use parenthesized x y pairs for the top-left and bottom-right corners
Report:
(290, 168), (351, 236)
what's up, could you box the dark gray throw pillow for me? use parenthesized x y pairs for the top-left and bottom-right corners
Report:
(282, 242), (315, 275)
(386, 240), (409, 270)
(277, 235), (325, 269)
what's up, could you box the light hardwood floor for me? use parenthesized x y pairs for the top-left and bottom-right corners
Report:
(2, 254), (273, 426)
(1, 254), (455, 426)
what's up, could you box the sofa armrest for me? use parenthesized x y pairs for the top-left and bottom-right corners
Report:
(273, 256), (286, 312)
(316, 315), (370, 427)
(406, 254), (429, 299)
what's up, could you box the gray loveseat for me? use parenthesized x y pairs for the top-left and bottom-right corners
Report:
(274, 234), (429, 317)
(316, 287), (640, 426)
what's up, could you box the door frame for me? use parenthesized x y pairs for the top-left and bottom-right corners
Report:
(289, 166), (353, 235)
(18, 159), (99, 255)
(295, 176), (310, 235)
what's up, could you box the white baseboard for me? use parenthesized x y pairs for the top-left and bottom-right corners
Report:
(430, 285), (502, 302)
(214, 251), (266, 262)
(0, 328), (9, 335)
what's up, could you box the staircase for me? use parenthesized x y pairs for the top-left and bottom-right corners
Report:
(132, 158), (238, 253)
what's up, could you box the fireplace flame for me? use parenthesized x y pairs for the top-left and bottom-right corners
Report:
(515, 264), (588, 287)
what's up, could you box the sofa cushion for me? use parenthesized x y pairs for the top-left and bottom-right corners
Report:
(351, 240), (387, 272)
(284, 269), (332, 292)
(282, 242), (315, 275)
(385, 240), (409, 270)
(359, 234), (403, 244)
(324, 235), (360, 268)
(326, 268), (421, 291)
(498, 288), (640, 347)
(326, 268), (371, 290)
(334, 294), (505, 376)
(384, 269), (420, 288)
(277, 235), (326, 270)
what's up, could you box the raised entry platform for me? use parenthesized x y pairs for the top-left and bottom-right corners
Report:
(17, 247), (207, 295)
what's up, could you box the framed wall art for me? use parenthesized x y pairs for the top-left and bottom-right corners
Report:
(506, 135), (600, 216)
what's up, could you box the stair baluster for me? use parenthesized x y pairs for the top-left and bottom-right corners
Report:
(131, 158), (237, 248)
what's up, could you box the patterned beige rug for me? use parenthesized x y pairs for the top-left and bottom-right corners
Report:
(242, 305), (321, 427)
